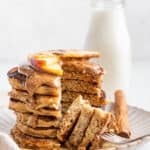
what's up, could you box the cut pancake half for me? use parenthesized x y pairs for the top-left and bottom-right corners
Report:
(57, 96), (88, 142)
(68, 103), (94, 147)
(62, 80), (101, 95)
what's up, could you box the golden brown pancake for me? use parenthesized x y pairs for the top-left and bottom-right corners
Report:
(62, 71), (103, 84)
(9, 89), (61, 110)
(7, 66), (61, 96)
(62, 61), (104, 75)
(16, 122), (57, 138)
(36, 50), (100, 60)
(57, 96), (88, 142)
(9, 99), (28, 113)
(9, 89), (28, 103)
(11, 126), (61, 150)
(16, 113), (60, 128)
(9, 100), (62, 118)
(62, 80), (101, 95)
(68, 103), (94, 147)
(8, 77), (61, 96)
(62, 90), (108, 107)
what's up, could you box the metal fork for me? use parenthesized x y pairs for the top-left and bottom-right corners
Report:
(101, 133), (150, 145)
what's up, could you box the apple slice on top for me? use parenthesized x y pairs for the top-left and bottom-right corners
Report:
(28, 53), (63, 76)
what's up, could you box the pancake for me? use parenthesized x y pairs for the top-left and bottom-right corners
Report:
(8, 77), (61, 96)
(7, 66), (61, 96)
(62, 80), (101, 95)
(62, 71), (103, 85)
(62, 90), (108, 107)
(35, 50), (100, 60)
(79, 109), (113, 149)
(57, 96), (88, 142)
(9, 99), (62, 118)
(16, 122), (57, 138)
(68, 103), (94, 147)
(9, 89), (28, 103)
(9, 89), (61, 110)
(62, 61), (104, 76)
(16, 113), (60, 128)
(9, 99), (28, 113)
(11, 126), (61, 150)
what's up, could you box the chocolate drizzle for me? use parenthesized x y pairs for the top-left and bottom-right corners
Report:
(7, 67), (26, 82)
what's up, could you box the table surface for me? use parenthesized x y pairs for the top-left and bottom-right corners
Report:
(0, 60), (150, 149)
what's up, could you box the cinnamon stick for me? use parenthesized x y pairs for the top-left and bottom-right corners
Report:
(114, 90), (131, 138)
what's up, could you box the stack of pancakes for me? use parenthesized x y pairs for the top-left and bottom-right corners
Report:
(60, 52), (107, 114)
(7, 50), (110, 149)
(27, 50), (107, 114)
(8, 65), (62, 149)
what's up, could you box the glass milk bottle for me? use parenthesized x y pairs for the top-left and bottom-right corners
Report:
(84, 0), (131, 97)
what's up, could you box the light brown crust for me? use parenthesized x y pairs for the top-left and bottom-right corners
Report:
(17, 122), (57, 138)
(9, 100), (61, 118)
(62, 80), (101, 95)
(57, 96), (87, 142)
(68, 104), (94, 147)
(16, 113), (60, 128)
(11, 126), (61, 150)
(9, 89), (61, 110)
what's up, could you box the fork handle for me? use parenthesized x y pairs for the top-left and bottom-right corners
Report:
(120, 134), (150, 145)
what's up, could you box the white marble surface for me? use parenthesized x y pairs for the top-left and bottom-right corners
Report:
(0, 60), (150, 149)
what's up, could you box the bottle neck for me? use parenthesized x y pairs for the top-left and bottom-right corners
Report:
(91, 0), (124, 10)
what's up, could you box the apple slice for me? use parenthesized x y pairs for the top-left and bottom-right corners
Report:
(29, 53), (63, 76)
(40, 63), (63, 76)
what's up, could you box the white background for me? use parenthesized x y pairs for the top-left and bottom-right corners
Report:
(0, 0), (150, 149)
(0, 0), (150, 62)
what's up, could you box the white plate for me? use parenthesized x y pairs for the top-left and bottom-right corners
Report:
(0, 104), (150, 150)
